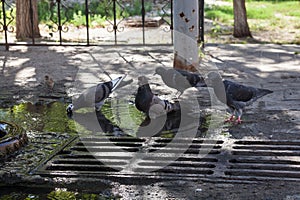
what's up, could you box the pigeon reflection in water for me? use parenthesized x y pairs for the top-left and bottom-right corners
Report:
(136, 111), (207, 138)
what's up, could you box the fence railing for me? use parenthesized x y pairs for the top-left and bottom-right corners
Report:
(0, 0), (204, 50)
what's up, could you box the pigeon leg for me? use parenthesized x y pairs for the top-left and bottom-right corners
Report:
(224, 115), (235, 123)
(234, 109), (243, 124)
(235, 116), (243, 124)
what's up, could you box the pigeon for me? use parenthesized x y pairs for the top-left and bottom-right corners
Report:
(44, 75), (54, 91)
(154, 67), (206, 97)
(67, 75), (126, 116)
(206, 72), (273, 124)
(66, 103), (74, 118)
(135, 76), (179, 118)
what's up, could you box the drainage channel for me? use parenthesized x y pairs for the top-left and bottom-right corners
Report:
(33, 136), (300, 183)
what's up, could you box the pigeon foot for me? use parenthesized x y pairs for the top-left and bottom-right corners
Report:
(224, 115), (235, 123)
(234, 117), (243, 124)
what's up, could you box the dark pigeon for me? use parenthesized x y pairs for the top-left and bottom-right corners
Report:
(67, 75), (127, 116)
(154, 67), (207, 97)
(206, 72), (273, 124)
(135, 76), (179, 118)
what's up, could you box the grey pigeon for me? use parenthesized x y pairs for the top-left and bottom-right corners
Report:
(206, 72), (273, 124)
(67, 75), (126, 115)
(135, 76), (179, 118)
(154, 67), (207, 97)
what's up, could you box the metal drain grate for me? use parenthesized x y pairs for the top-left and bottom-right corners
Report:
(33, 137), (300, 183)
(225, 140), (300, 181)
(33, 136), (223, 182)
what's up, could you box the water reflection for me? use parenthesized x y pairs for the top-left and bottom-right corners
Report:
(0, 102), (77, 134)
(73, 99), (208, 138)
(137, 112), (208, 138)
(0, 100), (208, 138)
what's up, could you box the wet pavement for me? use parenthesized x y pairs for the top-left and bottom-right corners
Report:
(0, 44), (300, 199)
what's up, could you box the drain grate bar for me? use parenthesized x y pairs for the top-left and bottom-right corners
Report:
(224, 139), (300, 181)
(34, 137), (300, 183)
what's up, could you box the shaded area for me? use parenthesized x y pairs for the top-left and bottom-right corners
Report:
(0, 44), (299, 199)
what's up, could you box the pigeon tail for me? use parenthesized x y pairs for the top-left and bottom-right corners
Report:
(246, 88), (273, 106)
(195, 82), (207, 87)
(256, 88), (273, 99)
(110, 75), (127, 92)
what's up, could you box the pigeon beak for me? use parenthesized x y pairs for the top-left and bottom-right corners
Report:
(153, 72), (157, 76)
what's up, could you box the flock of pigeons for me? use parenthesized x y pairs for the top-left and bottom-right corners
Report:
(67, 67), (273, 125)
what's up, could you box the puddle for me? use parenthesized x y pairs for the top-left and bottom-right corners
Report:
(0, 99), (212, 138)
(0, 99), (218, 199)
(73, 98), (210, 138)
(0, 102), (77, 134)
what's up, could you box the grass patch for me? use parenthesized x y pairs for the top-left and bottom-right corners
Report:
(205, 5), (233, 23)
(205, 1), (300, 44)
(247, 1), (300, 19)
(205, 1), (300, 22)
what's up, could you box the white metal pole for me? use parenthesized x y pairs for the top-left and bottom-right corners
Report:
(173, 0), (199, 70)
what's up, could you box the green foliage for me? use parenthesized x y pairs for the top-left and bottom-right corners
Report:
(211, 23), (222, 34)
(125, 0), (152, 16)
(205, 5), (233, 23)
(90, 14), (107, 28)
(47, 190), (76, 200)
(89, 0), (122, 19)
(205, 1), (300, 22)
(0, 102), (77, 134)
(246, 1), (300, 19)
(38, 0), (152, 27)
(38, 0), (51, 23)
(0, 6), (16, 26)
(71, 10), (88, 27)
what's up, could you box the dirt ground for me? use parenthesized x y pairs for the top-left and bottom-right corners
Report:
(0, 43), (300, 199)
(1, 1), (300, 198)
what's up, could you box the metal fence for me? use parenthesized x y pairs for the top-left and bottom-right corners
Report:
(0, 0), (204, 50)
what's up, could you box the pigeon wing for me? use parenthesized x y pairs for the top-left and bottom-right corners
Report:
(176, 69), (198, 86)
(224, 80), (255, 102)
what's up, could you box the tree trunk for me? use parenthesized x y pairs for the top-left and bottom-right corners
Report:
(233, 0), (252, 38)
(173, 0), (198, 72)
(16, 0), (41, 39)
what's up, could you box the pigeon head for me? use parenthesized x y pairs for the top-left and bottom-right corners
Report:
(154, 67), (166, 75)
(138, 76), (149, 86)
(103, 81), (113, 92)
